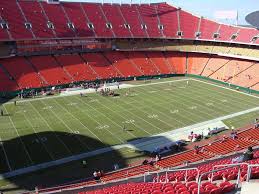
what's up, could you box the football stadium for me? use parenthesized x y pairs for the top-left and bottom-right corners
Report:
(0, 0), (258, 193)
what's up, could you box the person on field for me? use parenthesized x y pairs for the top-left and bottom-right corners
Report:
(0, 109), (3, 116)
(82, 160), (87, 168)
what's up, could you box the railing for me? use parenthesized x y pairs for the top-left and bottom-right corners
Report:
(143, 167), (199, 183)
(197, 164), (244, 194)
(247, 164), (259, 182)
(212, 163), (248, 184)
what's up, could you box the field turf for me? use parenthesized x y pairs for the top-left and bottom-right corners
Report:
(0, 77), (258, 174)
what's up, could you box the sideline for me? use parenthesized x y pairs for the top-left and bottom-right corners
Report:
(3, 78), (190, 105)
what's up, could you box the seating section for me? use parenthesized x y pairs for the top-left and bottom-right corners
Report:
(1, 57), (42, 89)
(81, 4), (114, 38)
(61, 3), (94, 37)
(0, 1), (258, 44)
(28, 56), (71, 85)
(119, 5), (146, 38)
(101, 4), (131, 38)
(127, 52), (159, 75)
(156, 3), (178, 38)
(79, 181), (236, 194)
(103, 52), (142, 77)
(209, 59), (255, 82)
(199, 18), (219, 40)
(81, 53), (119, 79)
(231, 63), (259, 88)
(41, 2), (75, 38)
(146, 52), (172, 74)
(187, 54), (211, 75)
(18, 1), (55, 39)
(179, 10), (199, 39)
(217, 24), (238, 42)
(0, 66), (17, 92)
(200, 57), (230, 77)
(55, 54), (97, 81)
(0, 52), (258, 92)
(0, 1), (33, 40)
(164, 52), (186, 74)
(137, 4), (162, 38)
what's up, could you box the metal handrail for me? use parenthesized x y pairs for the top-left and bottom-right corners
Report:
(212, 163), (248, 183)
(166, 167), (200, 183)
(247, 164), (259, 182)
(197, 164), (243, 194)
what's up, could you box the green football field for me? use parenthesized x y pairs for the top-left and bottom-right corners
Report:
(0, 77), (258, 174)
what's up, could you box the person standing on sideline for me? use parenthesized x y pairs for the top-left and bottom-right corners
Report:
(0, 109), (3, 116)
(123, 125), (127, 132)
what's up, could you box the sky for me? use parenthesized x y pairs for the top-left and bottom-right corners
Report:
(61, 0), (259, 25)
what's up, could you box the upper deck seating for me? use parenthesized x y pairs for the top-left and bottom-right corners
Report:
(137, 4), (162, 38)
(119, 4), (147, 38)
(18, 1), (55, 39)
(41, 2), (75, 38)
(179, 10), (199, 39)
(101, 4), (131, 38)
(0, 1), (33, 40)
(61, 3), (95, 37)
(156, 3), (178, 38)
(81, 3), (114, 38)
(199, 18), (220, 40)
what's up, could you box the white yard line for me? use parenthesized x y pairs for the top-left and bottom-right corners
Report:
(22, 111), (55, 161)
(57, 96), (124, 144)
(106, 98), (165, 134)
(93, 95), (160, 135)
(137, 84), (218, 123)
(74, 96), (137, 139)
(192, 78), (259, 99)
(0, 137), (12, 171)
(50, 98), (104, 147)
(28, 101), (73, 155)
(191, 79), (259, 109)
(39, 100), (92, 151)
(72, 96), (126, 144)
(2, 105), (34, 166)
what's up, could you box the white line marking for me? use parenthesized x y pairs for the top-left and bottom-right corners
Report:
(2, 105), (34, 166)
(0, 137), (12, 171)
(192, 78), (259, 99)
(63, 96), (125, 144)
(28, 101), (73, 155)
(42, 99), (94, 150)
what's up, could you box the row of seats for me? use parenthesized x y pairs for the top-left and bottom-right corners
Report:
(80, 127), (258, 184)
(187, 53), (259, 90)
(79, 181), (236, 194)
(0, 51), (258, 92)
(0, 1), (258, 45)
(0, 51), (186, 92)
(37, 126), (258, 193)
